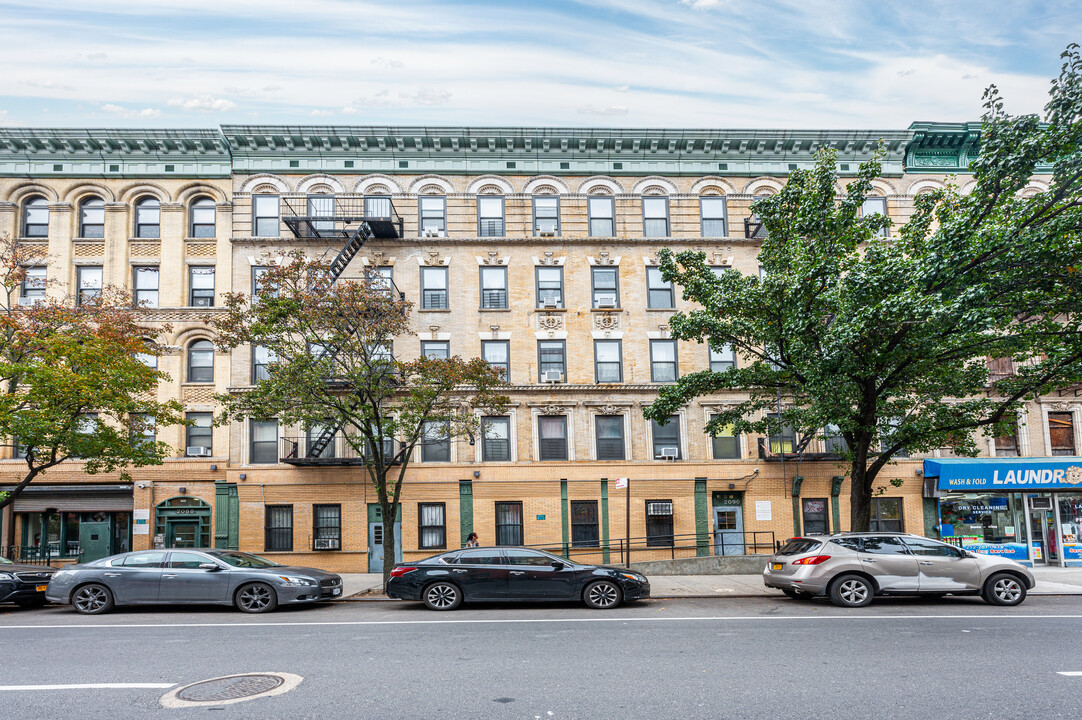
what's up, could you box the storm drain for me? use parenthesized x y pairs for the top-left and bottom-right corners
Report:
(160, 673), (302, 708)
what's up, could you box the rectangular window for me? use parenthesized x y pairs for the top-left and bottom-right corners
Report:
(642, 197), (669, 237)
(571, 500), (599, 547)
(588, 197), (615, 237)
(495, 501), (523, 546)
(251, 266), (270, 299)
(20, 266), (46, 302)
(700, 197), (728, 237)
(250, 419), (278, 464)
(535, 267), (564, 308)
(533, 196), (560, 235)
(645, 500), (674, 547)
(709, 343), (735, 372)
(710, 416), (741, 459)
(419, 196), (446, 234)
(987, 356), (1015, 382)
(768, 413), (796, 454)
(133, 266), (159, 308)
(1049, 412), (1076, 455)
(823, 424), (848, 455)
(861, 197), (888, 237)
(477, 196), (505, 237)
(646, 267), (674, 309)
(418, 503), (446, 549)
(591, 267), (619, 308)
(652, 416), (681, 459)
(77, 266), (102, 305)
(594, 339), (622, 383)
(802, 498), (829, 535)
(421, 420), (450, 462)
(80, 202), (105, 238)
(307, 194), (335, 234)
(191, 200), (216, 238)
(365, 195), (391, 218)
(480, 266), (508, 309)
(421, 266), (448, 310)
(421, 341), (449, 359)
(650, 340), (678, 383)
(595, 415), (625, 461)
(538, 340), (566, 382)
(538, 415), (568, 461)
(252, 345), (275, 383)
(135, 200), (160, 237)
(482, 416), (511, 462)
(994, 424), (1020, 457)
(482, 340), (510, 380)
(131, 413), (156, 451)
(313, 504), (341, 550)
(869, 497), (904, 532)
(189, 266), (215, 307)
(265, 505), (293, 551)
(306, 421), (336, 459)
(186, 412), (212, 455)
(253, 195), (280, 237)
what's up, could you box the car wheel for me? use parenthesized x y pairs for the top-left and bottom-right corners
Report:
(15, 597), (47, 610)
(423, 582), (462, 611)
(235, 582), (279, 613)
(583, 580), (622, 609)
(782, 588), (813, 600)
(829, 574), (874, 608)
(72, 583), (114, 615)
(983, 573), (1026, 606)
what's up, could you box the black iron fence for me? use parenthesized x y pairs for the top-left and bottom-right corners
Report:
(1, 545), (80, 566)
(512, 530), (776, 567)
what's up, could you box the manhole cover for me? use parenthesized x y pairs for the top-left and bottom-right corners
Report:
(160, 672), (303, 708)
(177, 674), (283, 702)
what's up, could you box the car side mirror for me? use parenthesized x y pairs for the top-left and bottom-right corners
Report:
(551, 560), (566, 569)
(199, 563), (221, 571)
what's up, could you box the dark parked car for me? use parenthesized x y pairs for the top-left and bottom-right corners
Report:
(386, 547), (650, 610)
(46, 549), (342, 615)
(0, 555), (56, 609)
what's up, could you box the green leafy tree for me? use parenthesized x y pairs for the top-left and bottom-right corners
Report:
(212, 253), (508, 584)
(645, 46), (1082, 531)
(0, 236), (185, 511)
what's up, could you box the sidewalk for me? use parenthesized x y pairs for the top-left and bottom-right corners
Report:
(338, 565), (1082, 600)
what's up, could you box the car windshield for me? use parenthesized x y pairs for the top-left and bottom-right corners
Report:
(212, 551), (280, 568)
(776, 538), (823, 556)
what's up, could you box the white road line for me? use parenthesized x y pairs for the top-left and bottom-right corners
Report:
(1057, 671), (1082, 676)
(3, 614), (1082, 630)
(0, 683), (175, 691)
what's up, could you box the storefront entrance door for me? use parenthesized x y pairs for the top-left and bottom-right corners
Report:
(167, 521), (199, 549)
(714, 506), (745, 556)
(1031, 508), (1060, 564)
(79, 521), (112, 562)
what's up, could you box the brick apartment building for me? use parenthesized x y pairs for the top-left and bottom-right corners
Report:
(0, 124), (1068, 572)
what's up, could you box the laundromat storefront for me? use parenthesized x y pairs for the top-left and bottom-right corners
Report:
(924, 458), (1082, 567)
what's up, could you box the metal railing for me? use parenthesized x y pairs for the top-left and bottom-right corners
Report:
(510, 530), (776, 567)
(280, 436), (396, 465)
(2, 545), (81, 566)
(280, 195), (403, 240)
(744, 217), (767, 239)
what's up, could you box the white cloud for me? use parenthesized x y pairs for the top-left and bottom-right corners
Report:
(613, 84), (629, 92)
(310, 109), (335, 117)
(680, 0), (722, 8)
(101, 103), (162, 118)
(411, 88), (451, 105)
(370, 56), (404, 69)
(167, 94), (237, 112)
(578, 104), (629, 116)
(21, 79), (76, 91)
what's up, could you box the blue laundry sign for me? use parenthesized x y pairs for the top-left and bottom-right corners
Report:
(925, 458), (1082, 491)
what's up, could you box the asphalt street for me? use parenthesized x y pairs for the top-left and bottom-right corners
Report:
(2, 596), (1081, 719)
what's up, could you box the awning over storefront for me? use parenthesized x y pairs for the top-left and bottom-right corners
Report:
(0, 484), (134, 512)
(924, 458), (1082, 492)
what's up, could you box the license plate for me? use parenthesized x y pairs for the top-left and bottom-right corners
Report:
(36, 585), (48, 592)
(771, 563), (784, 571)
(332, 588), (341, 596)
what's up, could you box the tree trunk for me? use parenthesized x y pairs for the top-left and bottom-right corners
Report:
(849, 461), (872, 532)
(380, 501), (398, 591)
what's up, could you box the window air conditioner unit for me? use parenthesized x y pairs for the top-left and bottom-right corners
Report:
(542, 297), (560, 309)
(596, 295), (617, 308)
(422, 228), (443, 238)
(18, 296), (44, 306)
(186, 447), (212, 457)
(539, 230), (556, 237)
(657, 447), (679, 460)
(313, 538), (338, 550)
(542, 370), (564, 383)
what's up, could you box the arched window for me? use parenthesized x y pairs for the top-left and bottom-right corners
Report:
(190, 197), (216, 238)
(134, 197), (160, 238)
(79, 197), (105, 238)
(187, 340), (214, 383)
(22, 196), (49, 237)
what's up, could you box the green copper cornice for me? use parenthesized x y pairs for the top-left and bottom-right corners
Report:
(905, 121), (1053, 174)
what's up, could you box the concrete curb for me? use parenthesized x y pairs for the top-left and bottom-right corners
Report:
(333, 591), (1082, 603)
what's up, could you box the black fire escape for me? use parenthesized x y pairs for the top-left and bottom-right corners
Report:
(278, 196), (403, 466)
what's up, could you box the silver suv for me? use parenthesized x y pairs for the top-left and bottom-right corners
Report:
(763, 533), (1035, 607)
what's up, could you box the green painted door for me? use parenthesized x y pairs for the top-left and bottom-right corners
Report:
(167, 521), (200, 548)
(79, 521), (112, 562)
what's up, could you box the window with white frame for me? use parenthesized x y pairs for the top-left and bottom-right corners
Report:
(650, 340), (678, 382)
(480, 266), (508, 309)
(477, 196), (505, 237)
(646, 267), (674, 309)
(861, 197), (889, 237)
(20, 266), (46, 303)
(642, 197), (669, 237)
(588, 197), (615, 237)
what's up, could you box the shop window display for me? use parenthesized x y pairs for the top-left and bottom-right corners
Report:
(1058, 494), (1082, 562)
(938, 493), (1029, 561)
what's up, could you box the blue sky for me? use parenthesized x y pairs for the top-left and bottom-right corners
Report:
(0, 0), (1076, 128)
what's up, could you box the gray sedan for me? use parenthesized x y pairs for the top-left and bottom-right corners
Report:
(46, 549), (343, 614)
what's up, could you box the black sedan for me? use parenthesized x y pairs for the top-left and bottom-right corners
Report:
(0, 555), (55, 609)
(386, 547), (650, 610)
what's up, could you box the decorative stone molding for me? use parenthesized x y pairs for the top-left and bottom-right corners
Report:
(239, 174), (289, 194)
(690, 177), (738, 196)
(593, 313), (620, 331)
(537, 313), (564, 331)
(417, 251), (450, 266)
(361, 251), (394, 266)
(587, 252), (619, 266)
(365, 184), (391, 196)
(73, 243), (105, 258)
(478, 251), (508, 265)
(130, 243), (161, 257)
(186, 243), (216, 258)
(522, 176), (571, 195)
(297, 174), (346, 194)
(533, 252), (565, 266)
(465, 175), (514, 196)
(742, 177), (784, 195)
(405, 175), (453, 195)
(710, 251), (734, 267)
(577, 176), (625, 195)
(631, 176), (679, 196)
(181, 385), (215, 404)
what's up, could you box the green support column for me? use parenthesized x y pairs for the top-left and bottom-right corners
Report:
(830, 476), (844, 533)
(560, 479), (569, 558)
(214, 482), (238, 550)
(600, 478), (610, 564)
(694, 477), (708, 556)
(459, 480), (473, 547)
(791, 476), (804, 537)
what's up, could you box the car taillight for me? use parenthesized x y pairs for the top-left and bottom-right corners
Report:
(390, 566), (418, 578)
(792, 555), (831, 566)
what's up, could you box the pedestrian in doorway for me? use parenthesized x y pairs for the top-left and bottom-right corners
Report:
(465, 532), (479, 548)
